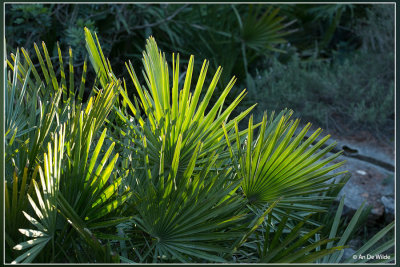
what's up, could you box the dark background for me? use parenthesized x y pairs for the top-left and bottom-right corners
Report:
(5, 3), (395, 143)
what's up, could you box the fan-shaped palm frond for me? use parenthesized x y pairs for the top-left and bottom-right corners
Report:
(240, 5), (296, 53)
(58, 80), (131, 227)
(122, 143), (246, 263)
(6, 25), (393, 264)
(12, 125), (65, 263)
(84, 28), (260, 262)
(223, 111), (346, 220)
(47, 82), (129, 262)
(84, 28), (255, 181)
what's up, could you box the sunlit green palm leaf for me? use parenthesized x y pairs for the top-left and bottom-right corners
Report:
(13, 125), (65, 263)
(8, 38), (127, 263)
(226, 111), (346, 219)
(84, 29), (255, 180)
(5, 165), (39, 246)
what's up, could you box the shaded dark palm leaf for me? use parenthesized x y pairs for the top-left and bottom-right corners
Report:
(234, 213), (343, 263)
(5, 50), (34, 148)
(5, 46), (63, 258)
(241, 5), (296, 53)
(259, 215), (344, 263)
(319, 196), (395, 263)
(123, 142), (247, 263)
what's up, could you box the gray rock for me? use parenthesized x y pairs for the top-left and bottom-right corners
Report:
(381, 196), (394, 215)
(342, 248), (356, 262)
(297, 125), (395, 224)
(334, 155), (394, 222)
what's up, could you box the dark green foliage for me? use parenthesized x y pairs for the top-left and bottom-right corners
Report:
(249, 51), (393, 137)
(277, 4), (367, 58)
(7, 4), (393, 140)
(355, 4), (394, 53)
(5, 4), (53, 48)
(6, 4), (294, 100)
(247, 4), (394, 138)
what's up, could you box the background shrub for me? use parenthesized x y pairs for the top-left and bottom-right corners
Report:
(247, 4), (394, 140)
(249, 51), (394, 139)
